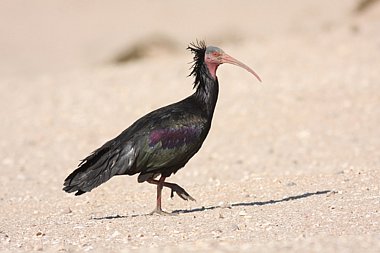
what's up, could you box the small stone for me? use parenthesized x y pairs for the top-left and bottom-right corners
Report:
(83, 244), (93, 252)
(110, 231), (120, 238)
(36, 231), (45, 237)
(1, 233), (10, 244)
(34, 245), (43, 251)
(212, 229), (222, 238)
(231, 224), (240, 231)
(286, 182), (296, 187)
(326, 190), (338, 197)
(61, 207), (72, 214)
(219, 201), (232, 209)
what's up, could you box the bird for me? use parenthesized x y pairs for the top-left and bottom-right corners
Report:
(63, 41), (261, 215)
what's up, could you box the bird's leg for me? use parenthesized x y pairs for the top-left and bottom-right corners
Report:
(147, 176), (175, 215)
(162, 181), (196, 201)
(148, 177), (196, 202)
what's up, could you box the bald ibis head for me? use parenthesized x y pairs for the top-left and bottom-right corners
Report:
(187, 41), (261, 88)
(204, 46), (262, 82)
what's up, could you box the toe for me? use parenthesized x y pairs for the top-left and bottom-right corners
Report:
(149, 209), (177, 216)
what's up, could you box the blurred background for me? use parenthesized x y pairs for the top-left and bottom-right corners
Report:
(1, 0), (379, 77)
(0, 0), (379, 171)
(1, 0), (379, 179)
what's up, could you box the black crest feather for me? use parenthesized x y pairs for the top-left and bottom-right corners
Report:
(187, 40), (207, 89)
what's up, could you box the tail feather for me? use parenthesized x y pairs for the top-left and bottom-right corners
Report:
(63, 140), (136, 195)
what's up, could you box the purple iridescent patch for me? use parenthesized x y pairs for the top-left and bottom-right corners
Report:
(149, 126), (200, 149)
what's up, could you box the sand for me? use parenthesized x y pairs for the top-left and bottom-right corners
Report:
(1, 0), (379, 252)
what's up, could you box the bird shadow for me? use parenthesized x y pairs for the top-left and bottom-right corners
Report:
(91, 190), (331, 220)
(172, 190), (331, 214)
(91, 214), (141, 220)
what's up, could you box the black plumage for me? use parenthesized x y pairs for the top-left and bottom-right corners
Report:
(63, 41), (261, 214)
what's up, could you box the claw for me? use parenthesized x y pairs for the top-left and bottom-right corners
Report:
(149, 208), (177, 216)
(171, 184), (196, 201)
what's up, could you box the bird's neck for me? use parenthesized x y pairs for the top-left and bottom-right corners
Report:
(193, 65), (219, 118)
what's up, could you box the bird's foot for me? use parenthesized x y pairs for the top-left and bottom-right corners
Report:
(149, 208), (177, 216)
(169, 184), (196, 202)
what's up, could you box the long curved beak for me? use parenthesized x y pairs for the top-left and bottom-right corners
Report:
(221, 53), (262, 82)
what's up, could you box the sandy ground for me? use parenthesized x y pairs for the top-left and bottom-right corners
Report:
(1, 0), (380, 252)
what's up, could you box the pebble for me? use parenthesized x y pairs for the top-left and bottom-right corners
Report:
(36, 231), (45, 237)
(110, 231), (120, 238)
(60, 207), (72, 214)
(286, 182), (297, 187)
(1, 232), (10, 244)
(219, 201), (232, 209)
(326, 190), (338, 197)
(231, 224), (240, 231)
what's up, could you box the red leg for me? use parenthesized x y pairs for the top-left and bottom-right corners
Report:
(155, 175), (165, 212)
(148, 176), (175, 215)
(147, 176), (195, 215)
